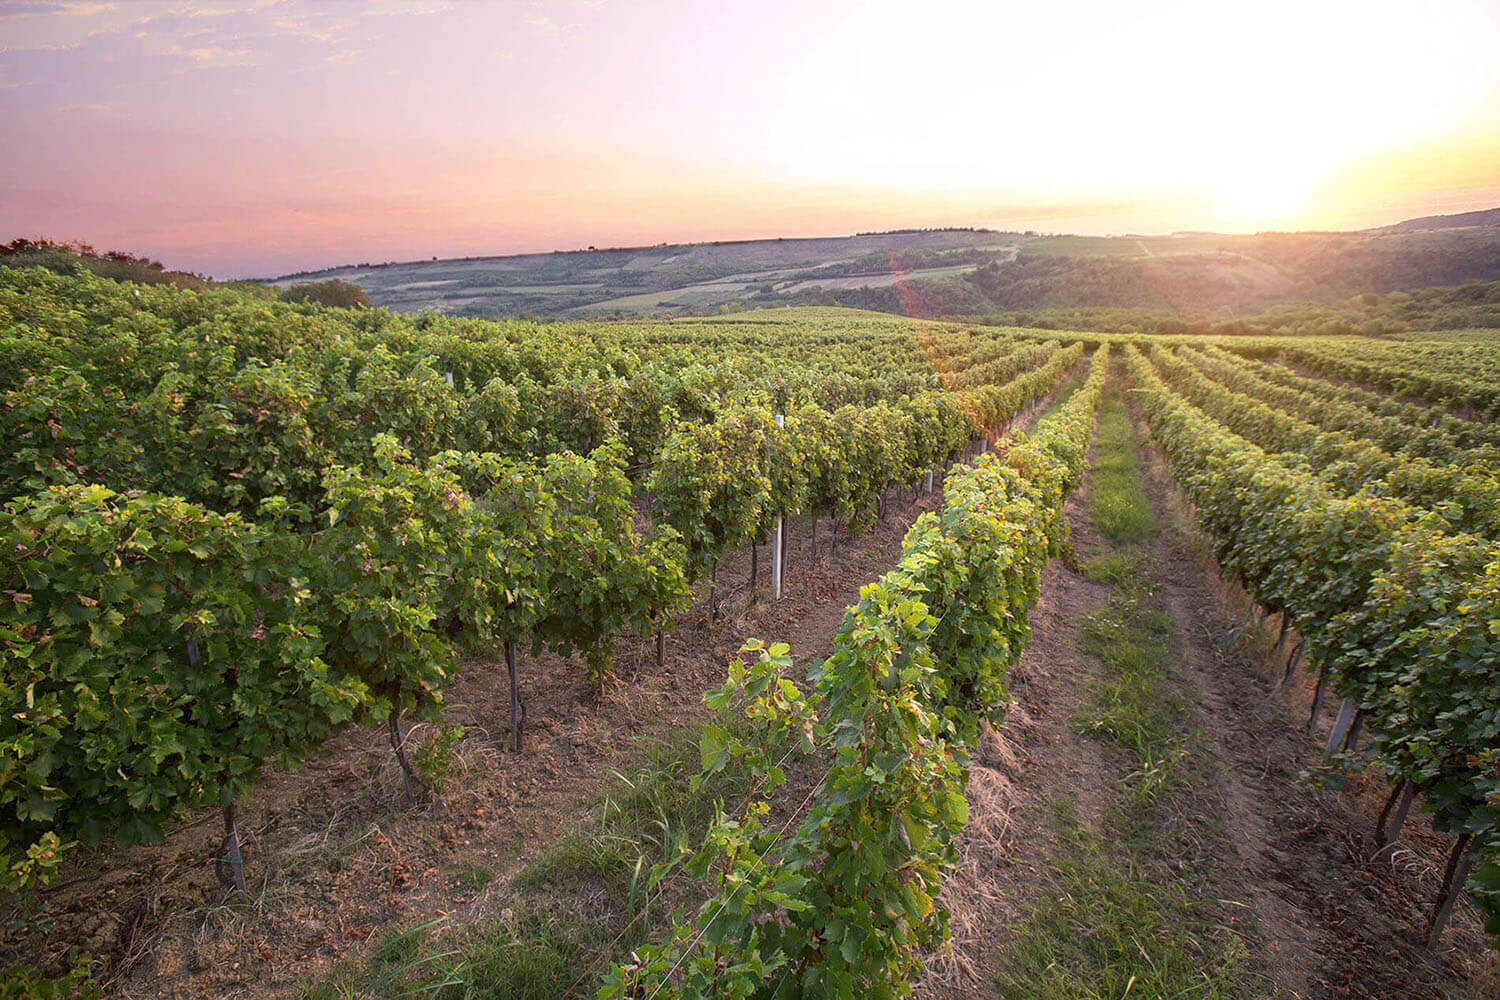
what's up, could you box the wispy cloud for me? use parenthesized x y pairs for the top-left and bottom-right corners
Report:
(161, 43), (258, 68)
(51, 99), (121, 116)
(362, 1), (454, 16)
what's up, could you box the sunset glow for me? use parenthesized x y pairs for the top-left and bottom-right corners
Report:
(3, 0), (1499, 277)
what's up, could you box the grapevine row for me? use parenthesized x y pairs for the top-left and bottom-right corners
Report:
(1145, 345), (1500, 539)
(0, 274), (1085, 894)
(602, 348), (1108, 998)
(1258, 339), (1500, 421)
(1172, 343), (1500, 470)
(1202, 345), (1500, 451)
(1126, 345), (1499, 945)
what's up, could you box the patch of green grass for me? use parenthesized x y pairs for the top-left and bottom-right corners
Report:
(454, 862), (496, 893)
(1078, 550), (1143, 585)
(513, 831), (632, 894)
(296, 907), (591, 1000)
(994, 797), (1247, 1000)
(1074, 589), (1188, 813)
(1087, 391), (1156, 546)
(428, 907), (596, 1000)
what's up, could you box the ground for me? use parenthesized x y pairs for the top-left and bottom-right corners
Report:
(913, 381), (1497, 999)
(4, 371), (1497, 998)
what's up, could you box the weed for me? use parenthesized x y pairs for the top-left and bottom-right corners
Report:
(414, 723), (465, 794)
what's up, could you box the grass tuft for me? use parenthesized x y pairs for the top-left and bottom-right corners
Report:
(1087, 392), (1156, 545)
(994, 797), (1247, 1000)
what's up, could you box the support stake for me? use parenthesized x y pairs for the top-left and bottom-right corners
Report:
(772, 514), (783, 600)
(1325, 699), (1357, 757)
(506, 642), (524, 752)
(221, 803), (246, 893)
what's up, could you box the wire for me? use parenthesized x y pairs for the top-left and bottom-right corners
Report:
(559, 739), (826, 1000)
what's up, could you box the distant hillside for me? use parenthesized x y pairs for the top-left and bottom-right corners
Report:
(269, 229), (1021, 319)
(266, 209), (1500, 320)
(0, 239), (365, 307)
(1381, 206), (1500, 232)
(786, 222), (1500, 319)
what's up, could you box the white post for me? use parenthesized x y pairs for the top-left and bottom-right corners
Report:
(444, 371), (454, 387)
(925, 469), (934, 494)
(773, 414), (784, 600)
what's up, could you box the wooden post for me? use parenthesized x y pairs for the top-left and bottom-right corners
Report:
(506, 642), (523, 752)
(1274, 612), (1291, 653)
(222, 803), (246, 893)
(1325, 699), (1356, 756)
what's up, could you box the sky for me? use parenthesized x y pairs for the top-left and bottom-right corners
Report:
(2, 0), (1500, 279)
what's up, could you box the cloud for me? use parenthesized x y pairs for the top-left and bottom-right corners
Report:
(50, 100), (121, 116)
(362, 1), (453, 16)
(160, 43), (259, 68)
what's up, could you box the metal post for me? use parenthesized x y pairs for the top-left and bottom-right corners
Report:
(773, 414), (784, 600)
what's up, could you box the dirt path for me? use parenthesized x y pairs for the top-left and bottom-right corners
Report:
(916, 383), (1497, 999)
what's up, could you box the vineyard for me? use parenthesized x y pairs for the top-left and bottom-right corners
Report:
(0, 266), (1497, 997)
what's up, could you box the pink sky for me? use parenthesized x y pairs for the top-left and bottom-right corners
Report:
(3, 0), (1500, 278)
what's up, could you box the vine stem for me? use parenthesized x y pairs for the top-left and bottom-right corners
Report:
(387, 713), (424, 796)
(1424, 833), (1474, 949)
(1374, 779), (1405, 847)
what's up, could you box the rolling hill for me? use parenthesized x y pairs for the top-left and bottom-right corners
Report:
(262, 208), (1500, 320)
